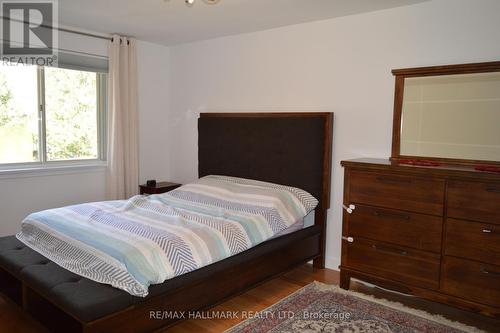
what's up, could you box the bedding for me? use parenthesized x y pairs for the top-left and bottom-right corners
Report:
(16, 175), (318, 297)
(271, 210), (315, 239)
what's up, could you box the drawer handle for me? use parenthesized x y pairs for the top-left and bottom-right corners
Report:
(376, 176), (412, 184)
(486, 187), (500, 193)
(480, 266), (500, 278)
(372, 244), (408, 256)
(373, 210), (410, 220)
(342, 236), (354, 243)
(482, 229), (495, 234)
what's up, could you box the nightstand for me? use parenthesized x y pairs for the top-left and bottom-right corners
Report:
(139, 181), (181, 195)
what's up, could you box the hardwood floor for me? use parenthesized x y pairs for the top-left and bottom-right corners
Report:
(165, 264), (339, 333)
(1, 265), (499, 332)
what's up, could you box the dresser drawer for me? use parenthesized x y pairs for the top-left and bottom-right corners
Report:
(349, 171), (445, 215)
(441, 256), (500, 308)
(448, 180), (500, 225)
(345, 238), (440, 289)
(348, 204), (442, 253)
(445, 219), (500, 266)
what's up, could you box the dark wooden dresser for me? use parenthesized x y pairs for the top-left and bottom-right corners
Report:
(340, 158), (500, 317)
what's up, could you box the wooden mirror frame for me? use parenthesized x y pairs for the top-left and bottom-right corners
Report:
(390, 60), (500, 167)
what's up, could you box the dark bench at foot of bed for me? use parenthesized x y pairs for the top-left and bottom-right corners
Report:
(0, 226), (321, 333)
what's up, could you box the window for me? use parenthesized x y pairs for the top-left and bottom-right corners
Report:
(0, 63), (107, 168)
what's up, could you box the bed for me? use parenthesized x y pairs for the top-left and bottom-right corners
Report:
(0, 112), (333, 333)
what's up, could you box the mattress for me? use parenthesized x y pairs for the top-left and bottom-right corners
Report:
(16, 175), (318, 297)
(271, 209), (315, 239)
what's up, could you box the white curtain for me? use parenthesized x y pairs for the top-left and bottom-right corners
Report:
(106, 35), (139, 200)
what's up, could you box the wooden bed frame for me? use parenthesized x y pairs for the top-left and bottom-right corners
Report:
(0, 112), (333, 333)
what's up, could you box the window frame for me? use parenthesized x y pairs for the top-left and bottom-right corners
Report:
(0, 66), (107, 173)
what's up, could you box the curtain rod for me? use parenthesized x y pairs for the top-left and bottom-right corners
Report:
(57, 27), (129, 44)
(1, 16), (113, 41)
(0, 37), (108, 58)
(58, 26), (112, 41)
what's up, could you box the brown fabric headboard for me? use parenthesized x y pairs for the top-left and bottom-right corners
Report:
(198, 113), (333, 210)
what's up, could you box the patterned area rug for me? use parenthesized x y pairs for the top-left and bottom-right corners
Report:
(225, 282), (482, 333)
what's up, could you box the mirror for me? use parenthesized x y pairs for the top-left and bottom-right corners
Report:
(391, 61), (500, 166)
(401, 72), (500, 161)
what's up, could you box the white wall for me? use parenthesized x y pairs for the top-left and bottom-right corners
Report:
(0, 36), (171, 236)
(137, 41), (171, 184)
(167, 0), (500, 270)
(0, 171), (107, 235)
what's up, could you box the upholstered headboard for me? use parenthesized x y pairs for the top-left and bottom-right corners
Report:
(198, 112), (333, 268)
(198, 112), (333, 208)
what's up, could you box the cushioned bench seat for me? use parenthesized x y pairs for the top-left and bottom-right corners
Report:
(0, 236), (139, 322)
(0, 236), (48, 278)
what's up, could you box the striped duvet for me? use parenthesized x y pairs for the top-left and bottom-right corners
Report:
(16, 175), (318, 297)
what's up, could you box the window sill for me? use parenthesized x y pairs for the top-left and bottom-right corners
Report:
(0, 162), (107, 179)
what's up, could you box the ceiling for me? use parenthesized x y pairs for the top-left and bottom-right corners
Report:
(59, 0), (428, 46)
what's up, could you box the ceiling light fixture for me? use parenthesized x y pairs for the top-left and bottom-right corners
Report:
(164, 0), (221, 7)
(186, 0), (221, 6)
